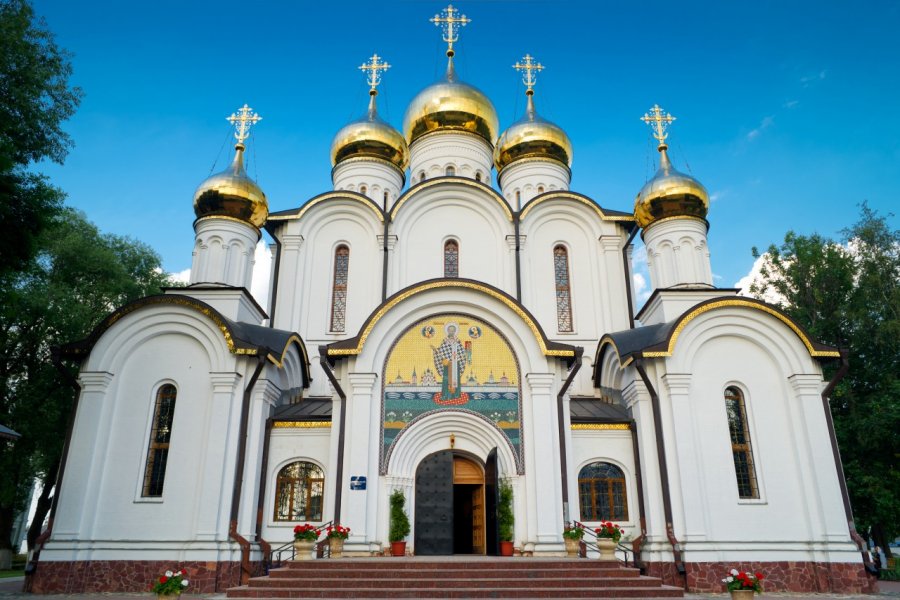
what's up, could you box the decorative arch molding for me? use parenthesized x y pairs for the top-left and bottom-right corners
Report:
(326, 278), (576, 360)
(385, 410), (519, 477)
(62, 294), (311, 385)
(266, 191), (385, 225)
(518, 191), (636, 224)
(391, 177), (513, 222)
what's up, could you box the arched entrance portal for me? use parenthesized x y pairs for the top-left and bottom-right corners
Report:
(414, 448), (499, 555)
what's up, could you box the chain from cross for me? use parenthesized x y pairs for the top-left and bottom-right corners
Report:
(227, 104), (262, 144)
(641, 104), (676, 144)
(430, 4), (470, 51)
(359, 54), (391, 91)
(513, 54), (544, 92)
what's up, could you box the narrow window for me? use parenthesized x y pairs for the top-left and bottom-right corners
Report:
(475, 172), (482, 183)
(553, 245), (573, 332)
(726, 387), (759, 499)
(419, 171), (426, 183)
(330, 245), (350, 332)
(537, 185), (545, 194)
(444, 239), (459, 278)
(515, 190), (521, 209)
(273, 461), (325, 521)
(446, 165), (456, 176)
(359, 185), (367, 196)
(383, 190), (389, 206)
(578, 462), (628, 521)
(142, 384), (177, 497)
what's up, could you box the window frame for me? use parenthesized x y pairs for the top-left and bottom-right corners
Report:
(553, 244), (575, 333)
(272, 460), (326, 523)
(443, 238), (459, 278)
(724, 385), (763, 502)
(577, 461), (629, 522)
(329, 244), (350, 333)
(137, 382), (178, 501)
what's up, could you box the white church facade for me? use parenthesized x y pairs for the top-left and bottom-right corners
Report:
(30, 6), (874, 594)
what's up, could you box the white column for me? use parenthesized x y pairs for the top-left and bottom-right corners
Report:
(343, 372), (378, 550)
(273, 233), (304, 330)
(238, 379), (280, 538)
(524, 372), (564, 554)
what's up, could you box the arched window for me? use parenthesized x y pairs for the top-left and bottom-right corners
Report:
(330, 245), (350, 332)
(142, 384), (177, 497)
(553, 245), (573, 332)
(359, 185), (367, 196)
(475, 172), (482, 182)
(515, 190), (521, 209)
(444, 239), (459, 278)
(725, 387), (759, 499)
(419, 171), (426, 183)
(578, 462), (628, 521)
(537, 185), (545, 194)
(273, 461), (325, 521)
(445, 165), (456, 176)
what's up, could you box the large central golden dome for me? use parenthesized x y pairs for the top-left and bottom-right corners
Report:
(403, 57), (498, 145)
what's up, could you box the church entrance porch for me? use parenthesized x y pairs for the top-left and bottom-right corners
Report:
(413, 450), (499, 556)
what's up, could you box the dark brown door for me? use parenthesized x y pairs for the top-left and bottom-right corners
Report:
(414, 450), (454, 555)
(484, 447), (499, 555)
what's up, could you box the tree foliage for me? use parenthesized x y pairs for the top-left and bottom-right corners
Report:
(0, 0), (82, 276)
(0, 208), (171, 554)
(750, 204), (900, 551)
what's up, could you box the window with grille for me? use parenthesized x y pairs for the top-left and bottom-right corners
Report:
(578, 462), (628, 521)
(273, 461), (325, 521)
(475, 172), (482, 182)
(726, 387), (759, 499)
(553, 245), (573, 332)
(142, 384), (177, 497)
(330, 245), (350, 332)
(444, 240), (459, 278)
(446, 166), (455, 176)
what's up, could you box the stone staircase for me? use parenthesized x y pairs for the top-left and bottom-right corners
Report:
(226, 557), (684, 599)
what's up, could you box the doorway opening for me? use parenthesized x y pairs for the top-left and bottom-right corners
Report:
(452, 456), (484, 554)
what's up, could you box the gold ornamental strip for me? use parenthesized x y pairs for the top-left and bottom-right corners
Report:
(571, 423), (631, 430)
(273, 421), (332, 429)
(269, 192), (384, 223)
(519, 192), (635, 222)
(390, 178), (513, 222)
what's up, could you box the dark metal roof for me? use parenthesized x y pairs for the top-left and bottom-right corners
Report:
(1, 423), (21, 440)
(570, 398), (630, 423)
(603, 322), (673, 359)
(273, 399), (333, 421)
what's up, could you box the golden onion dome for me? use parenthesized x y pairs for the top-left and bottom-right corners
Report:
(403, 55), (499, 145)
(193, 143), (268, 229)
(634, 144), (709, 229)
(331, 91), (409, 170)
(494, 92), (572, 172)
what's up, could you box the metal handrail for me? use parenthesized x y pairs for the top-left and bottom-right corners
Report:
(570, 520), (633, 566)
(267, 520), (334, 571)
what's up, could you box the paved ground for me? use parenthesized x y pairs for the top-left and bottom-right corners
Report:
(2, 576), (897, 599)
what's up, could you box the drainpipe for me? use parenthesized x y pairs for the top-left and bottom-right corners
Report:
(267, 236), (283, 328)
(622, 226), (639, 328)
(556, 347), (584, 522)
(629, 417), (648, 572)
(254, 417), (274, 565)
(382, 199), (390, 301)
(820, 350), (876, 575)
(319, 346), (347, 523)
(634, 359), (686, 583)
(514, 214), (522, 302)
(229, 354), (266, 585)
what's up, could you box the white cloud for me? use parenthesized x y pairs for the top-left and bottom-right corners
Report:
(169, 268), (191, 284)
(784, 99), (799, 109)
(746, 115), (774, 141)
(631, 245), (652, 305)
(734, 253), (785, 305)
(800, 70), (827, 86)
(250, 241), (273, 311)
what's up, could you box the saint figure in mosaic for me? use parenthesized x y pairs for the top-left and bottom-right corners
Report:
(431, 322), (469, 403)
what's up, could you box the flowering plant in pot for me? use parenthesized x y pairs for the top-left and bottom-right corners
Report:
(497, 482), (515, 556)
(292, 523), (320, 560)
(388, 489), (410, 556)
(326, 524), (350, 558)
(151, 568), (189, 597)
(562, 524), (584, 557)
(723, 568), (764, 598)
(594, 521), (624, 560)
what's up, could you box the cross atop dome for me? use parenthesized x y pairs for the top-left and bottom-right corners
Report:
(359, 53), (391, 94)
(513, 54), (544, 95)
(227, 104), (262, 146)
(641, 104), (676, 149)
(430, 4), (470, 56)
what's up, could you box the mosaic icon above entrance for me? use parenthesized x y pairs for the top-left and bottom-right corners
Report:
(381, 314), (523, 473)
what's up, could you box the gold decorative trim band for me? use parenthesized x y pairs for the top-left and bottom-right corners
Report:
(571, 423), (631, 430)
(268, 192), (384, 223)
(328, 280), (574, 358)
(273, 421), (332, 429)
(519, 192), (636, 222)
(391, 178), (513, 222)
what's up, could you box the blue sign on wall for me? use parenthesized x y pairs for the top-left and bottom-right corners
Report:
(350, 476), (367, 490)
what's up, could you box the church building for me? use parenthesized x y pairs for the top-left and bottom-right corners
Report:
(30, 5), (874, 594)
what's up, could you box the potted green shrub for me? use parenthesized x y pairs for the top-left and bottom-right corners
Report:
(498, 482), (515, 556)
(389, 489), (410, 556)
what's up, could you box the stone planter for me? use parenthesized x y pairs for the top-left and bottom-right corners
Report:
(390, 541), (407, 556)
(329, 537), (344, 558)
(499, 541), (514, 556)
(564, 537), (580, 557)
(293, 539), (316, 560)
(596, 538), (617, 560)
(730, 590), (755, 600)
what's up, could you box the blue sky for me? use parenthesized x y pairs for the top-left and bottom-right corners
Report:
(34, 0), (900, 299)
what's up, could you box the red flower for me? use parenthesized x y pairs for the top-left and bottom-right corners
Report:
(160, 576), (168, 584)
(755, 572), (764, 580)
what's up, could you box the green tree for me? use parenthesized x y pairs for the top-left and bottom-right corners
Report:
(0, 0), (82, 276)
(750, 203), (900, 556)
(0, 208), (171, 563)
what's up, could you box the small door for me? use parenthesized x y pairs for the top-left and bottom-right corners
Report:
(472, 486), (485, 553)
(414, 450), (454, 555)
(484, 447), (499, 555)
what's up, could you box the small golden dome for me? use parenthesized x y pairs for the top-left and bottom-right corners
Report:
(634, 145), (709, 229)
(403, 56), (499, 145)
(494, 93), (572, 172)
(193, 144), (268, 228)
(331, 92), (409, 170)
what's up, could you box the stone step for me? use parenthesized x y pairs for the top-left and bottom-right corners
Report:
(227, 585), (685, 598)
(248, 576), (665, 589)
(268, 566), (641, 579)
(278, 559), (633, 571)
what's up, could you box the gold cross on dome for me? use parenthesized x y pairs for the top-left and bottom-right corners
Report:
(641, 104), (676, 145)
(431, 4), (470, 53)
(359, 54), (391, 91)
(227, 104), (262, 144)
(513, 54), (544, 92)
